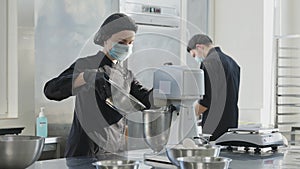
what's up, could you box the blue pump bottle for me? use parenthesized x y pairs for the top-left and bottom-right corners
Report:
(36, 107), (48, 137)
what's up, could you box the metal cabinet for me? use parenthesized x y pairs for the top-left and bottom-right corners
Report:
(274, 35), (300, 145)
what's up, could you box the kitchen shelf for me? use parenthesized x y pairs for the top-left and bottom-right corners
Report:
(275, 35), (300, 146)
(278, 75), (300, 78)
(277, 113), (300, 115)
(277, 94), (300, 97)
(276, 122), (300, 125)
(277, 66), (300, 68)
(276, 103), (300, 107)
(278, 56), (300, 59)
(278, 85), (300, 88)
(279, 47), (300, 50)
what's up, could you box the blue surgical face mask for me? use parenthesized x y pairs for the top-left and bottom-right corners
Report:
(109, 43), (133, 62)
(194, 56), (204, 64)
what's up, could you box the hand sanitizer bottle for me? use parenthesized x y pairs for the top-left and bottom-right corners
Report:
(36, 107), (48, 137)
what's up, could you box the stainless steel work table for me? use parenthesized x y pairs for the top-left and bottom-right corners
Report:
(27, 146), (300, 169)
(43, 137), (62, 159)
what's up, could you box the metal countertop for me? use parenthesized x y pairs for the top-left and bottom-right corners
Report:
(27, 146), (300, 169)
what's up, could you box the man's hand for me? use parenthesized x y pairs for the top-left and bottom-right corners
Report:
(194, 102), (208, 116)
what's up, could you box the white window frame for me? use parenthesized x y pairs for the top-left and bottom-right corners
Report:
(0, 0), (8, 116)
(0, 0), (18, 118)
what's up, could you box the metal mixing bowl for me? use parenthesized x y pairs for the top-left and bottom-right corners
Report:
(166, 144), (221, 166)
(177, 156), (232, 169)
(106, 79), (146, 115)
(143, 107), (174, 153)
(0, 135), (45, 169)
(92, 160), (140, 169)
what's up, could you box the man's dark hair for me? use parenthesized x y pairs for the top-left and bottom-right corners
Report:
(94, 13), (138, 46)
(187, 34), (213, 52)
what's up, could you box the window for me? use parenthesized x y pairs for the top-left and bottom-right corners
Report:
(0, 0), (18, 118)
(0, 0), (8, 115)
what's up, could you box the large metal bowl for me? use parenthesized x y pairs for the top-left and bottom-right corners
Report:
(106, 79), (146, 115)
(166, 144), (221, 166)
(92, 160), (140, 169)
(177, 156), (232, 169)
(143, 107), (174, 153)
(0, 135), (45, 169)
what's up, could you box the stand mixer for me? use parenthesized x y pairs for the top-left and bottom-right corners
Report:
(143, 65), (205, 158)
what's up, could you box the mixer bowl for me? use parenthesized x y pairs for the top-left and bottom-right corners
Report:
(92, 160), (140, 169)
(0, 135), (45, 169)
(166, 144), (221, 166)
(177, 156), (232, 169)
(143, 107), (174, 153)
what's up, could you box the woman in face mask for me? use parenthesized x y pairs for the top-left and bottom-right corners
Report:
(44, 13), (153, 160)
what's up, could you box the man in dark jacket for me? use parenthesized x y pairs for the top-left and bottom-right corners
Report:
(44, 13), (152, 158)
(187, 34), (240, 141)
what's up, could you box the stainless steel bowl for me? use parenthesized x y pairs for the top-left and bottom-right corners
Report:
(143, 107), (174, 153)
(0, 135), (45, 169)
(166, 145), (221, 166)
(92, 160), (139, 169)
(106, 79), (146, 115)
(177, 156), (232, 169)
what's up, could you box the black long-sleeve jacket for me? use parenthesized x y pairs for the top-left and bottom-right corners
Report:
(199, 47), (240, 141)
(44, 51), (152, 157)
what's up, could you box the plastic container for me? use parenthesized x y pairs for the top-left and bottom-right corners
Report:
(36, 107), (48, 137)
